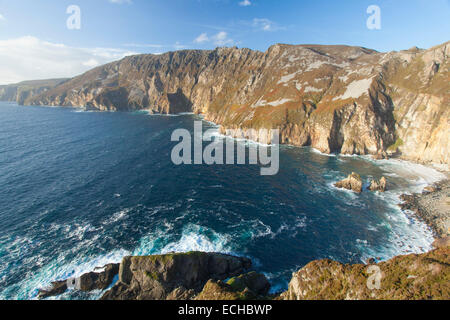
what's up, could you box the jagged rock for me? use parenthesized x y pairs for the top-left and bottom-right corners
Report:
(38, 280), (67, 299)
(196, 272), (270, 300)
(335, 172), (363, 193)
(369, 177), (387, 192)
(101, 252), (252, 300)
(78, 263), (119, 291)
(37, 263), (119, 299)
(281, 247), (450, 300)
(365, 258), (376, 265)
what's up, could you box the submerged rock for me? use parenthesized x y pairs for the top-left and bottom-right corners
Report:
(101, 252), (252, 300)
(369, 177), (387, 192)
(335, 172), (363, 193)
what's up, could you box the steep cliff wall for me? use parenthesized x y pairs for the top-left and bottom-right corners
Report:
(0, 79), (68, 105)
(23, 42), (450, 165)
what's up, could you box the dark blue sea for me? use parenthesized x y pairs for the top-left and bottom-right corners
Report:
(0, 102), (443, 299)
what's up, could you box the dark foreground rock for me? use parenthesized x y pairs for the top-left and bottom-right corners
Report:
(38, 280), (68, 299)
(101, 252), (252, 300)
(37, 246), (450, 300)
(37, 263), (119, 299)
(335, 172), (363, 193)
(281, 246), (450, 300)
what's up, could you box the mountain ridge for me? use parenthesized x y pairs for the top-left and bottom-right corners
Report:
(2, 41), (449, 165)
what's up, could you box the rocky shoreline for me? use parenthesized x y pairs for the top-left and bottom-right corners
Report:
(36, 178), (450, 301)
(38, 246), (449, 300)
(400, 179), (450, 239)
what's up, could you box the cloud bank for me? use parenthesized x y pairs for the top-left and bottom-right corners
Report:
(0, 36), (136, 85)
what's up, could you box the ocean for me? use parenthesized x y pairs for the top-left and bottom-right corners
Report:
(0, 102), (445, 299)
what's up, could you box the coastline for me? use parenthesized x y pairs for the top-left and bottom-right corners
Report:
(400, 179), (450, 240)
(1, 102), (449, 300)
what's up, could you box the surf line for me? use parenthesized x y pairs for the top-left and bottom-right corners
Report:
(170, 121), (280, 176)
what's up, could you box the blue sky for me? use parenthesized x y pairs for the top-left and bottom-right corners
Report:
(0, 0), (449, 84)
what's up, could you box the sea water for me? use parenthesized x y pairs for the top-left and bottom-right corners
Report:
(0, 102), (444, 299)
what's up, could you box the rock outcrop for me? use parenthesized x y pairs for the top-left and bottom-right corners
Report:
(369, 177), (387, 192)
(37, 263), (119, 299)
(37, 248), (450, 300)
(335, 172), (363, 193)
(281, 246), (450, 300)
(13, 41), (448, 166)
(100, 252), (252, 300)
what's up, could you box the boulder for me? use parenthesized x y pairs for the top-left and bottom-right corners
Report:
(369, 177), (387, 192)
(101, 252), (252, 300)
(335, 172), (363, 193)
(78, 263), (119, 291)
(37, 280), (67, 299)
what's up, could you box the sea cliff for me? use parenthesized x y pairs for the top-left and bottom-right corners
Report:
(3, 42), (448, 166)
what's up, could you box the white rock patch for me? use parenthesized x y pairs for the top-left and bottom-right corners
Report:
(333, 78), (373, 101)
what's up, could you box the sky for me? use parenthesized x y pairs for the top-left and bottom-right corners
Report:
(0, 0), (449, 84)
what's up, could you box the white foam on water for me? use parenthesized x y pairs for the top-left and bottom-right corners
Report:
(374, 158), (447, 193)
(102, 208), (131, 225)
(0, 247), (130, 300)
(310, 147), (337, 157)
(132, 224), (234, 257)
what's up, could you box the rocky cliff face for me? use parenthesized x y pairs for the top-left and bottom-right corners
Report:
(22, 41), (450, 165)
(281, 246), (449, 300)
(38, 248), (449, 300)
(101, 252), (252, 300)
(0, 79), (68, 105)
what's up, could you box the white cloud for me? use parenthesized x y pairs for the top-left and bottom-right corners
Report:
(0, 36), (136, 84)
(193, 31), (233, 46)
(194, 33), (209, 44)
(239, 0), (252, 6)
(252, 18), (276, 31)
(212, 32), (234, 46)
(0, 13), (5, 21)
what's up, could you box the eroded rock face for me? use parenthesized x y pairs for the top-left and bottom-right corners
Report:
(369, 177), (387, 192)
(335, 172), (363, 193)
(281, 246), (450, 300)
(37, 263), (119, 299)
(20, 41), (449, 165)
(100, 252), (252, 300)
(196, 272), (271, 300)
